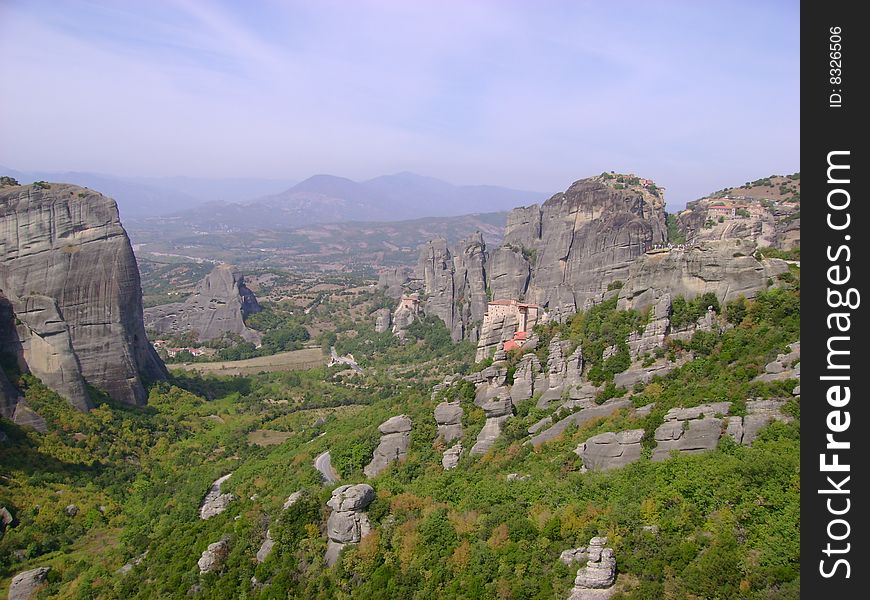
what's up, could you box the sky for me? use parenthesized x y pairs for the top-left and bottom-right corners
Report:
(0, 0), (799, 209)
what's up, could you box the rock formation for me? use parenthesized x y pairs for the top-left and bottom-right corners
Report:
(283, 490), (303, 510)
(575, 429), (644, 471)
(506, 176), (667, 318)
(627, 293), (671, 358)
(8, 567), (50, 600)
(651, 402), (731, 461)
(528, 399), (633, 448)
(198, 539), (229, 574)
(373, 308), (392, 333)
(199, 474), (235, 519)
(568, 536), (617, 600)
(0, 183), (167, 409)
(753, 341), (800, 383)
(470, 391), (514, 456)
(144, 264), (262, 344)
(412, 234), (488, 342)
(510, 353), (543, 402)
(442, 443), (462, 470)
(377, 267), (411, 299)
(616, 240), (788, 312)
(256, 529), (275, 564)
(364, 415), (412, 478)
(0, 506), (13, 530)
(434, 401), (463, 443)
(725, 399), (793, 446)
(325, 483), (375, 566)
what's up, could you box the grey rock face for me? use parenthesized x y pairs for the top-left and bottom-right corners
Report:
(414, 234), (489, 342)
(568, 536), (616, 600)
(617, 240), (787, 312)
(652, 402), (731, 461)
(470, 390), (515, 456)
(2, 293), (90, 412)
(725, 399), (793, 445)
(373, 308), (392, 333)
(377, 267), (411, 299)
(613, 357), (683, 390)
(64, 504), (79, 517)
(11, 400), (47, 433)
(325, 484), (375, 566)
(753, 341), (800, 383)
(528, 399), (633, 448)
(510, 353), (542, 402)
(475, 312), (520, 362)
(8, 567), (50, 600)
(575, 429), (644, 471)
(0, 184), (167, 407)
(627, 294), (671, 358)
(0, 506), (13, 529)
(282, 491), (303, 510)
(364, 415), (412, 478)
(256, 529), (275, 563)
(537, 335), (572, 407)
(488, 245), (530, 301)
(442, 442), (462, 470)
(199, 474), (235, 520)
(197, 539), (229, 574)
(560, 547), (589, 565)
(521, 177), (667, 315)
(144, 264), (262, 344)
(434, 401), (463, 443)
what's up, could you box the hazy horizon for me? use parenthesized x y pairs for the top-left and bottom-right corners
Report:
(0, 1), (799, 209)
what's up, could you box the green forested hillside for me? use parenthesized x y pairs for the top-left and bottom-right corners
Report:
(1, 277), (799, 599)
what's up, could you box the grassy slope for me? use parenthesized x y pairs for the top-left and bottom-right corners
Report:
(0, 279), (799, 599)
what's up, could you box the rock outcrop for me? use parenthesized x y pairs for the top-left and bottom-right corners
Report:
(325, 484), (375, 566)
(255, 529), (275, 564)
(528, 399), (633, 448)
(753, 341), (800, 383)
(199, 474), (235, 519)
(144, 264), (262, 344)
(470, 391), (514, 456)
(510, 176), (667, 317)
(616, 240), (788, 312)
(0, 183), (167, 408)
(377, 267), (411, 299)
(0, 506), (13, 530)
(198, 539), (229, 574)
(627, 294), (671, 358)
(373, 308), (392, 333)
(413, 234), (488, 342)
(725, 399), (793, 446)
(442, 442), (462, 470)
(364, 415), (412, 478)
(10, 400), (47, 432)
(568, 537), (617, 600)
(575, 429), (644, 471)
(8, 567), (50, 600)
(510, 353), (543, 402)
(651, 402), (731, 461)
(434, 402), (463, 443)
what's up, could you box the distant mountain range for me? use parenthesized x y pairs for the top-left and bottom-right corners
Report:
(155, 172), (542, 230)
(1, 167), (542, 226)
(0, 166), (296, 219)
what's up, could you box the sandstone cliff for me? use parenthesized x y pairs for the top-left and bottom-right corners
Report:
(144, 264), (262, 344)
(0, 183), (167, 409)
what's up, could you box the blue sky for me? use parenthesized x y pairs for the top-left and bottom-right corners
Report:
(0, 0), (799, 208)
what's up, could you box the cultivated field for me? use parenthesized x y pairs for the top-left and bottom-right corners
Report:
(171, 347), (325, 376)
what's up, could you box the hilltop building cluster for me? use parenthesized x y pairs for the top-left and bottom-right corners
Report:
(482, 299), (544, 353)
